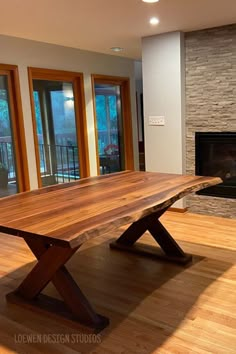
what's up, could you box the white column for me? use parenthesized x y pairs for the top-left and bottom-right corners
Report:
(142, 32), (186, 208)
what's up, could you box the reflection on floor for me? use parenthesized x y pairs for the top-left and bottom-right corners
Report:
(0, 211), (235, 353)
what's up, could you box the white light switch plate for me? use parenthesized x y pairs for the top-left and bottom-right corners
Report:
(148, 116), (165, 126)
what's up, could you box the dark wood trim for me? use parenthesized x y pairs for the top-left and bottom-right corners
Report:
(27, 68), (42, 186)
(28, 67), (90, 187)
(91, 74), (131, 86)
(0, 64), (30, 192)
(91, 74), (134, 175)
(91, 76), (100, 175)
(11, 66), (30, 191)
(73, 74), (90, 178)
(27, 67), (87, 81)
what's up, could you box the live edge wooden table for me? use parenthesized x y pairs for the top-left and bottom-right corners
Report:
(0, 171), (221, 332)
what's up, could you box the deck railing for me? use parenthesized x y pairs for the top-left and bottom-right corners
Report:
(0, 141), (79, 185)
(0, 141), (16, 181)
(39, 143), (79, 184)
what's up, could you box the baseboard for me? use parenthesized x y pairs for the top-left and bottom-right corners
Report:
(168, 207), (188, 213)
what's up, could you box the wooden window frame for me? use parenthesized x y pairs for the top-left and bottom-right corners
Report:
(91, 74), (134, 175)
(28, 67), (90, 187)
(0, 63), (30, 192)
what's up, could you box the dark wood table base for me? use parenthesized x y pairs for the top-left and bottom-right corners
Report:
(6, 238), (109, 333)
(6, 292), (109, 333)
(110, 207), (192, 265)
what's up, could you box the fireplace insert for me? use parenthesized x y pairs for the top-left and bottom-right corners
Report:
(195, 132), (236, 199)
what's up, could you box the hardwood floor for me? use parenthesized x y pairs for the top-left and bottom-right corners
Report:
(0, 211), (235, 353)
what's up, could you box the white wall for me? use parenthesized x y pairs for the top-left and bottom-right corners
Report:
(0, 35), (138, 189)
(142, 32), (186, 207)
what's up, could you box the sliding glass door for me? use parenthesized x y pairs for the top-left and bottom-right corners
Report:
(92, 75), (134, 175)
(0, 65), (29, 197)
(29, 68), (89, 187)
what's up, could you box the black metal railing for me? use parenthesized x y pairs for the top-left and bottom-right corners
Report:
(0, 141), (80, 186)
(0, 141), (16, 181)
(39, 143), (80, 185)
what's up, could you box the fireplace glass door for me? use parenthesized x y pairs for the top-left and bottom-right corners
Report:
(195, 132), (236, 199)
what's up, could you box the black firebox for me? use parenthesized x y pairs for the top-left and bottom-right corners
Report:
(195, 132), (236, 199)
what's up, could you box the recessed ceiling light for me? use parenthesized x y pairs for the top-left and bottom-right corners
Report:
(110, 47), (123, 52)
(142, 0), (160, 3)
(149, 17), (159, 25)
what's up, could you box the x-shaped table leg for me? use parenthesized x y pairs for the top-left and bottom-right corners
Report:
(6, 238), (109, 332)
(110, 207), (192, 264)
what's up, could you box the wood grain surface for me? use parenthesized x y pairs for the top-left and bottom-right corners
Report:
(0, 171), (222, 248)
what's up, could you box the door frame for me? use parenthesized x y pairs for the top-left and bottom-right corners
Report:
(0, 63), (29, 192)
(91, 74), (134, 175)
(28, 67), (90, 187)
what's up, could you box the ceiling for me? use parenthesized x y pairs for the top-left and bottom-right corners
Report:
(1, 0), (236, 59)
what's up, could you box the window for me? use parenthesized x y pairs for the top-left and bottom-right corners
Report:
(28, 68), (89, 187)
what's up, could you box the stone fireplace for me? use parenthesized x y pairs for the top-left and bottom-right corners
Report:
(185, 24), (236, 219)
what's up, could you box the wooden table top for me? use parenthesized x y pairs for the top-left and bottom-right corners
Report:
(0, 171), (221, 248)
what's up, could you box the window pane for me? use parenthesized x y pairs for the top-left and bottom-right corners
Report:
(32, 80), (80, 186)
(33, 91), (44, 143)
(95, 84), (124, 175)
(0, 75), (19, 197)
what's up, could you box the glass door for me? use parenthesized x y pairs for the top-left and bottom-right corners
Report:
(95, 84), (124, 174)
(92, 75), (134, 175)
(0, 66), (29, 197)
(29, 68), (89, 187)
